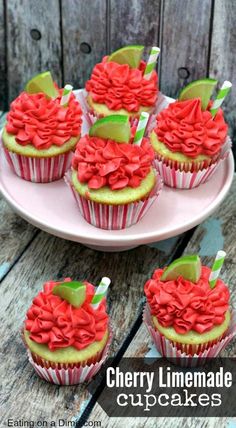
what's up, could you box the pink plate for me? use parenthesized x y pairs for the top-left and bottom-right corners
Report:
(0, 144), (234, 251)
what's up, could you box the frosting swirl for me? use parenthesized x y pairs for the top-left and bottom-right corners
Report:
(25, 279), (108, 351)
(154, 98), (228, 158)
(72, 131), (154, 190)
(144, 266), (230, 334)
(6, 90), (82, 150)
(86, 56), (158, 112)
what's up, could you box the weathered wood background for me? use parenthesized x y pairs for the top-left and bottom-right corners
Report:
(0, 0), (235, 153)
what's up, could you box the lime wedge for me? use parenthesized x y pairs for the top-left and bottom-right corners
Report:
(178, 78), (218, 110)
(108, 45), (144, 68)
(161, 255), (201, 283)
(25, 71), (59, 99)
(89, 115), (131, 143)
(53, 281), (86, 307)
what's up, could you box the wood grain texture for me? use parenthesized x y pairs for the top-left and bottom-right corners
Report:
(6, 0), (62, 103)
(87, 176), (236, 428)
(0, 112), (7, 128)
(61, 0), (107, 88)
(0, 229), (184, 424)
(209, 0), (236, 157)
(160, 0), (212, 97)
(0, 198), (38, 281)
(109, 0), (161, 56)
(0, 0), (6, 111)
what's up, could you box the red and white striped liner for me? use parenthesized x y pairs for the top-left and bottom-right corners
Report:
(25, 328), (112, 385)
(153, 138), (231, 189)
(3, 146), (72, 183)
(65, 170), (163, 230)
(143, 305), (236, 367)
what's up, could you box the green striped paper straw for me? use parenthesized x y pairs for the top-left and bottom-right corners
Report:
(210, 81), (232, 117)
(209, 250), (226, 288)
(60, 84), (73, 106)
(91, 277), (111, 309)
(144, 46), (160, 80)
(133, 112), (150, 146)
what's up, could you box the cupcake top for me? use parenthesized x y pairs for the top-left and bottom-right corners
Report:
(144, 260), (230, 335)
(86, 56), (158, 113)
(5, 90), (82, 150)
(72, 127), (154, 190)
(153, 98), (228, 158)
(25, 279), (109, 351)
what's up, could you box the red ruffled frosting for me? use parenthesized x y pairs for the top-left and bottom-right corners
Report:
(72, 131), (154, 190)
(6, 90), (82, 150)
(144, 266), (230, 334)
(154, 98), (228, 158)
(86, 56), (158, 112)
(25, 279), (108, 351)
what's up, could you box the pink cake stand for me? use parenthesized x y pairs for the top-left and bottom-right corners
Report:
(0, 89), (234, 251)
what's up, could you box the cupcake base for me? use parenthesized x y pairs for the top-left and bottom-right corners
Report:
(3, 147), (72, 183)
(87, 107), (154, 128)
(143, 304), (236, 367)
(24, 328), (112, 385)
(75, 89), (155, 129)
(65, 169), (163, 230)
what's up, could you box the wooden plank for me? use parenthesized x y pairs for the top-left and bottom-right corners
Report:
(61, 0), (107, 88)
(0, 112), (7, 129)
(209, 0), (236, 158)
(0, 229), (185, 424)
(5, 0), (62, 104)
(87, 176), (236, 427)
(160, 0), (212, 98)
(88, 322), (229, 428)
(0, 0), (6, 111)
(109, 0), (161, 54)
(0, 198), (38, 281)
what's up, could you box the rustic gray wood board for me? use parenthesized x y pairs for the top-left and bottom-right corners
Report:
(61, 0), (107, 88)
(0, 198), (38, 281)
(86, 175), (236, 428)
(0, 227), (185, 425)
(209, 0), (236, 157)
(109, 0), (161, 56)
(0, 0), (6, 111)
(5, 0), (62, 103)
(160, 0), (212, 97)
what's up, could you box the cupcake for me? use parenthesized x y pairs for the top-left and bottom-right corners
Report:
(23, 277), (112, 385)
(144, 254), (235, 362)
(150, 78), (230, 188)
(2, 72), (82, 183)
(66, 115), (163, 230)
(85, 45), (158, 122)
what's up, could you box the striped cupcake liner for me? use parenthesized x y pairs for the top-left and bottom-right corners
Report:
(3, 146), (72, 183)
(143, 304), (236, 367)
(24, 328), (113, 385)
(153, 139), (231, 189)
(65, 170), (163, 230)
